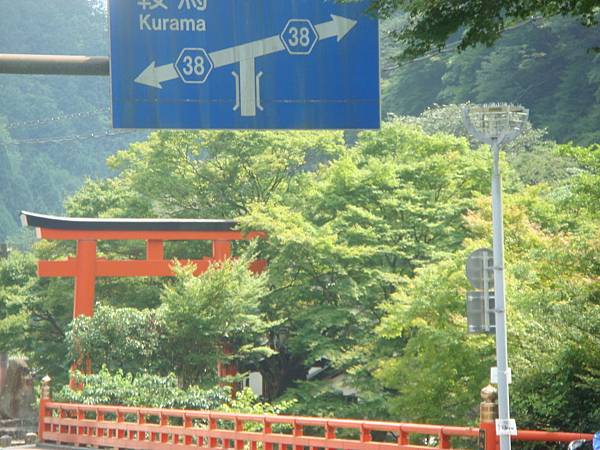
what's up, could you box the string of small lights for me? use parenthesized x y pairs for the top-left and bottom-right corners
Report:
(14, 129), (139, 145)
(6, 107), (111, 130)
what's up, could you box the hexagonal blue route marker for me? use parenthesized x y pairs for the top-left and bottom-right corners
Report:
(280, 19), (319, 55)
(175, 48), (214, 84)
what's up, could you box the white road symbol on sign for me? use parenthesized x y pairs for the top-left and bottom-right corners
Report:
(134, 15), (358, 117)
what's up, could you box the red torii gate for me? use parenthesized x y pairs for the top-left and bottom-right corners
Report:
(21, 211), (266, 381)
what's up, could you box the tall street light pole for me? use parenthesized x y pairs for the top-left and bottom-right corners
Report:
(463, 104), (529, 450)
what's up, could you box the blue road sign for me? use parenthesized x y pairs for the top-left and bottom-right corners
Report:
(109, 0), (380, 129)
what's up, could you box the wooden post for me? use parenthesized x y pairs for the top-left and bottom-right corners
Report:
(212, 240), (231, 261)
(147, 240), (164, 260)
(70, 240), (97, 387)
(38, 375), (52, 443)
(480, 385), (499, 450)
(74, 240), (97, 318)
(0, 353), (7, 395)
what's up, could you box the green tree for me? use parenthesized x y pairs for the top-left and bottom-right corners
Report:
(54, 368), (230, 410)
(558, 143), (600, 220)
(105, 130), (345, 218)
(381, 17), (600, 145)
(0, 252), (36, 352)
(374, 253), (493, 424)
(365, 0), (598, 60)
(160, 256), (273, 386)
(397, 104), (574, 186)
(0, 249), (74, 382)
(241, 120), (492, 402)
(67, 304), (166, 375)
(54, 367), (292, 415)
(371, 180), (600, 430)
(0, 0), (146, 243)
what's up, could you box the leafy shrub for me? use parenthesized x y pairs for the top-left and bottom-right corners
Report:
(54, 368), (229, 410)
(53, 368), (294, 417)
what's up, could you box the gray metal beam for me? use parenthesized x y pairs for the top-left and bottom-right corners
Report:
(0, 54), (109, 76)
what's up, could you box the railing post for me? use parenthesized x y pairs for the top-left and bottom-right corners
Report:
(360, 425), (371, 444)
(160, 413), (169, 444)
(439, 431), (451, 449)
(397, 427), (409, 447)
(209, 415), (218, 449)
(235, 418), (245, 450)
(263, 419), (272, 450)
(38, 375), (52, 443)
(138, 410), (146, 442)
(326, 422), (336, 450)
(184, 414), (193, 445)
(293, 420), (303, 450)
(117, 410), (125, 440)
(480, 385), (499, 450)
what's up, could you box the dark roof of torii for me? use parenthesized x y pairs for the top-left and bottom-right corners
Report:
(20, 211), (238, 232)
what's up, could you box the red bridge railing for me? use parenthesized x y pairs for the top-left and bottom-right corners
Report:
(38, 401), (479, 450)
(38, 400), (593, 450)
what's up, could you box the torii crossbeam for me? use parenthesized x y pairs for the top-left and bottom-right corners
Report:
(21, 211), (266, 318)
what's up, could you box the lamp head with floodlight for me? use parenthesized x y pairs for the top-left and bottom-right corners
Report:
(462, 103), (529, 148)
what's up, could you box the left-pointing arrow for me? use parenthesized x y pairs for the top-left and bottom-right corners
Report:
(134, 61), (179, 89)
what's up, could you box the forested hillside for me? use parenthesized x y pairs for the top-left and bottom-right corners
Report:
(381, 16), (600, 145)
(0, 0), (145, 244)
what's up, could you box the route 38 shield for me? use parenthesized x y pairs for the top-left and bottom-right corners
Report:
(109, 0), (380, 130)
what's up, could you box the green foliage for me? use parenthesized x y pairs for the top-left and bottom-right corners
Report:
(54, 368), (230, 410)
(4, 113), (600, 432)
(382, 17), (600, 146)
(106, 130), (345, 218)
(374, 254), (493, 424)
(221, 388), (296, 416)
(0, 250), (73, 381)
(240, 120), (492, 400)
(396, 104), (574, 186)
(67, 304), (166, 375)
(371, 185), (600, 429)
(53, 368), (293, 416)
(0, 252), (37, 352)
(281, 380), (377, 419)
(161, 255), (273, 386)
(65, 254), (273, 386)
(557, 143), (600, 219)
(506, 218), (600, 432)
(367, 0), (598, 60)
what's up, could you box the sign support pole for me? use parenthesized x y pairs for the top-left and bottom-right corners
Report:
(0, 54), (109, 76)
(491, 140), (511, 450)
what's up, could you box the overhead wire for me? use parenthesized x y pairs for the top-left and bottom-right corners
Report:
(6, 107), (111, 130)
(5, 107), (143, 146)
(14, 129), (139, 145)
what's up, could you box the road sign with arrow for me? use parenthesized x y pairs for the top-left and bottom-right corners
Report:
(109, 0), (380, 130)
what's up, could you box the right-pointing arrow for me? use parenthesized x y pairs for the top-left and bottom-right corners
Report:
(315, 14), (358, 42)
(134, 14), (360, 90)
(210, 15), (358, 68)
